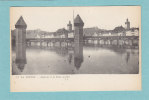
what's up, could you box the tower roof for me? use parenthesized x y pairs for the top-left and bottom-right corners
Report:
(15, 16), (27, 28)
(126, 18), (130, 22)
(69, 21), (71, 24)
(74, 14), (84, 26)
(67, 21), (72, 26)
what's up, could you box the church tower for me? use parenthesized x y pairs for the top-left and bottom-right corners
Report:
(67, 21), (72, 31)
(125, 18), (130, 30)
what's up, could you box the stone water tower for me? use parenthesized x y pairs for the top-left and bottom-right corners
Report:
(74, 14), (84, 70)
(15, 16), (27, 71)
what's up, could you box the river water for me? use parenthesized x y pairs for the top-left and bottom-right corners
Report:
(12, 43), (139, 75)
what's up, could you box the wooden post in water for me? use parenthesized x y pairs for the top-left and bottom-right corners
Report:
(117, 37), (119, 46)
(40, 40), (42, 47)
(47, 42), (48, 47)
(131, 39), (134, 46)
(60, 41), (61, 47)
(103, 39), (106, 45)
(97, 38), (100, 45)
(15, 16), (27, 71)
(109, 40), (112, 45)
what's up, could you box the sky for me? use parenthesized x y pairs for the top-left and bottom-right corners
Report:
(10, 6), (141, 32)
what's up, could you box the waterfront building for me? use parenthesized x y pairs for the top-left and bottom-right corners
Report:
(55, 28), (68, 38)
(125, 28), (139, 36)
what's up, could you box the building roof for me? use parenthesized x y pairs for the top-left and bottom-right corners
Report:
(56, 28), (68, 33)
(54, 28), (68, 36)
(83, 27), (99, 36)
(26, 30), (37, 38)
(26, 29), (54, 38)
(83, 27), (111, 36)
(113, 26), (125, 33)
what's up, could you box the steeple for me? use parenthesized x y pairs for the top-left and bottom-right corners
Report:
(125, 18), (130, 30)
(67, 21), (72, 31)
(126, 18), (128, 22)
(15, 16), (27, 29)
(68, 21), (71, 25)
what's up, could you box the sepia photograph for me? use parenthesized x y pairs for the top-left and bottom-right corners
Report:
(10, 6), (141, 92)
(10, 7), (141, 75)
(0, 0), (147, 98)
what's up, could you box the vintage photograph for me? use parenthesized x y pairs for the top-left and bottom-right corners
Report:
(10, 7), (141, 75)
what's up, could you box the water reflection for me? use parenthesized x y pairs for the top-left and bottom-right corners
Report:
(53, 47), (68, 57)
(74, 42), (83, 70)
(68, 53), (73, 64)
(15, 39), (26, 72)
(12, 43), (139, 74)
(126, 52), (130, 63)
(17, 64), (25, 72)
